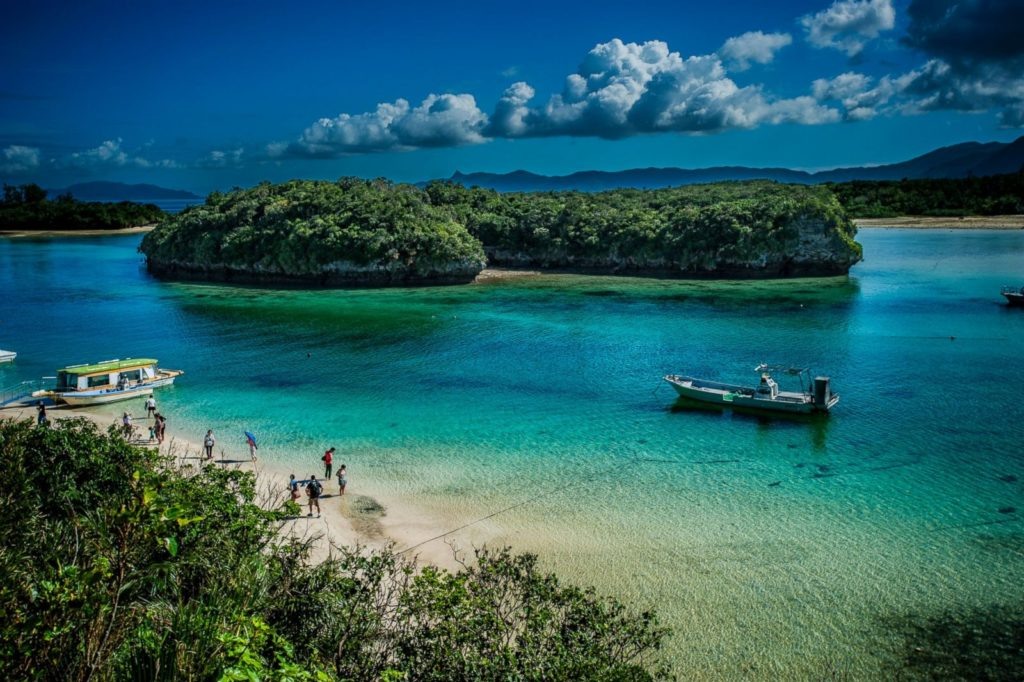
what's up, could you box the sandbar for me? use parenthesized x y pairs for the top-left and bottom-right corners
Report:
(0, 224), (156, 238)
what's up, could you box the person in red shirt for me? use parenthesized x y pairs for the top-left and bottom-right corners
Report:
(322, 447), (335, 478)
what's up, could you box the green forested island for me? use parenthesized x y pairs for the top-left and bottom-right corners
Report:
(1, 183), (165, 230)
(141, 179), (487, 285)
(141, 178), (862, 285)
(0, 419), (669, 680)
(426, 180), (860, 276)
(828, 172), (1024, 218)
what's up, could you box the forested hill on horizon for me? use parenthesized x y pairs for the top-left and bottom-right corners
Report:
(48, 181), (201, 202)
(446, 135), (1024, 192)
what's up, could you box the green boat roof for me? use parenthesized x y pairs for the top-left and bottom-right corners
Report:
(59, 358), (158, 375)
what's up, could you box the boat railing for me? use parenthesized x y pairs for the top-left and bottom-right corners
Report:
(1001, 285), (1024, 295)
(0, 379), (49, 406)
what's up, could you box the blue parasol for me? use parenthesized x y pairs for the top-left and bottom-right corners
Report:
(244, 431), (258, 448)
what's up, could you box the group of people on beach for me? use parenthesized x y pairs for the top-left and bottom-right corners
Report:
(115, 396), (166, 443)
(288, 446), (348, 517)
(34, 394), (347, 520)
(127, 396), (166, 443)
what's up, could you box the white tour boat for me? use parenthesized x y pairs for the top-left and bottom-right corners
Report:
(51, 358), (183, 406)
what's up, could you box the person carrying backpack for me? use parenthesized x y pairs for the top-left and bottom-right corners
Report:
(322, 447), (335, 478)
(305, 475), (322, 517)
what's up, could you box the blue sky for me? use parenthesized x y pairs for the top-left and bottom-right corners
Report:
(2, 0), (1022, 193)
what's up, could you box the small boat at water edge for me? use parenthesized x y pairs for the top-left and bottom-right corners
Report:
(0, 349), (15, 363)
(1002, 286), (1024, 307)
(42, 358), (183, 406)
(665, 364), (839, 415)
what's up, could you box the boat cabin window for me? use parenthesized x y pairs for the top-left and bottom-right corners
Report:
(120, 369), (143, 382)
(87, 374), (111, 388)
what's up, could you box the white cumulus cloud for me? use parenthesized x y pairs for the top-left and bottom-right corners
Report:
(202, 148), (245, 167)
(487, 82), (536, 137)
(293, 93), (488, 156)
(1, 145), (41, 173)
(69, 138), (128, 166)
(501, 39), (838, 138)
(719, 31), (793, 71)
(801, 0), (895, 56)
(901, 58), (1024, 121)
(61, 138), (179, 169)
(284, 37), (843, 155)
(811, 71), (906, 119)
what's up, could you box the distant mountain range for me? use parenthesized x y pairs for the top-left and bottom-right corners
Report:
(446, 135), (1024, 192)
(49, 182), (201, 202)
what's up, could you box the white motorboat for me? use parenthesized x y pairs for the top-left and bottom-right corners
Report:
(665, 364), (838, 414)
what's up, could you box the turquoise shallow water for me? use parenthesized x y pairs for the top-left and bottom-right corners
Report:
(2, 229), (1023, 677)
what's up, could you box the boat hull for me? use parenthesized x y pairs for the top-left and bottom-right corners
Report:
(0, 350), (15, 363)
(58, 375), (179, 406)
(665, 375), (838, 414)
(1003, 292), (1024, 307)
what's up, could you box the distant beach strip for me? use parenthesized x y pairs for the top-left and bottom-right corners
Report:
(854, 215), (1024, 229)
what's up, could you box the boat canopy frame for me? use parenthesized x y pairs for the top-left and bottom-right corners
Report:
(58, 358), (158, 377)
(754, 363), (814, 393)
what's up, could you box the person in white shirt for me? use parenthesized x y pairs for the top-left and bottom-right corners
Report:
(203, 430), (215, 460)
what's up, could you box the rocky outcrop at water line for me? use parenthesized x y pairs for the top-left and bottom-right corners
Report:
(144, 257), (483, 287)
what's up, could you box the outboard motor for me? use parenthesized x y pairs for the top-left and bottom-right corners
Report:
(813, 376), (831, 409)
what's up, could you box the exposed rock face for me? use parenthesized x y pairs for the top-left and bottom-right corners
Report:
(144, 257), (484, 287)
(784, 215), (862, 276)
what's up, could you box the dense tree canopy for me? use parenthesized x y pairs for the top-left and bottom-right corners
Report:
(424, 179), (860, 273)
(0, 418), (670, 680)
(0, 183), (164, 230)
(827, 173), (1024, 218)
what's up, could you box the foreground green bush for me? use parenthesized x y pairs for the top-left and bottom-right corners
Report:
(0, 419), (669, 680)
